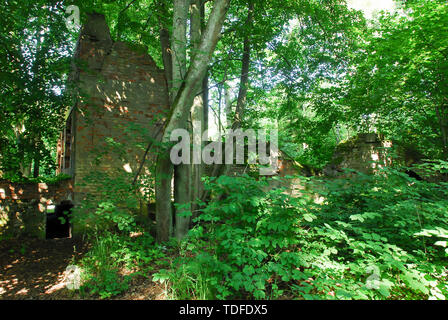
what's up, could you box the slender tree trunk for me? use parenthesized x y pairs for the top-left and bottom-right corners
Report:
(200, 0), (253, 200)
(171, 0), (189, 101)
(172, 0), (191, 240)
(217, 83), (223, 134)
(190, 0), (205, 221)
(203, 70), (209, 134)
(222, 1), (253, 176)
(235, 0), (253, 126)
(33, 136), (41, 178)
(156, 0), (188, 242)
(435, 104), (448, 159)
(155, 153), (173, 242)
(33, 156), (40, 178)
(201, 1), (209, 135)
(158, 1), (173, 91)
(224, 84), (232, 127)
(155, 0), (174, 242)
(155, 0), (230, 242)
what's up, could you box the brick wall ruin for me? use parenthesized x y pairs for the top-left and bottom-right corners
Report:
(0, 179), (73, 238)
(323, 133), (394, 176)
(60, 13), (170, 203)
(1, 13), (171, 239)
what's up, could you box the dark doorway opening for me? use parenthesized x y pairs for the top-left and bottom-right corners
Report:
(405, 169), (423, 181)
(46, 201), (73, 239)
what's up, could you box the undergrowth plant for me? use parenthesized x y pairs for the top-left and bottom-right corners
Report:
(79, 232), (166, 299)
(71, 136), (163, 299)
(154, 162), (448, 300)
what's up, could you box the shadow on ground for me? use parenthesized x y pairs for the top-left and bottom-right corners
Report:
(0, 237), (88, 300)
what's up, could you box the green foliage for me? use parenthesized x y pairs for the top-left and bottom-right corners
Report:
(155, 174), (317, 299)
(70, 131), (162, 299)
(0, 173), (72, 185)
(156, 163), (448, 300)
(79, 233), (165, 299)
(301, 166), (448, 299)
(0, 1), (75, 178)
(343, 0), (448, 158)
(2, 0), (447, 302)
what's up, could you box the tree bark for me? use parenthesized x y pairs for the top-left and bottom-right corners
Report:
(201, 2), (209, 135)
(200, 0), (254, 201)
(224, 84), (232, 127)
(171, 0), (189, 103)
(156, 0), (230, 242)
(155, 153), (174, 242)
(203, 70), (209, 134)
(234, 0), (253, 126)
(158, 1), (173, 91)
(162, 0), (230, 142)
(190, 0), (205, 221)
(172, 0), (191, 240)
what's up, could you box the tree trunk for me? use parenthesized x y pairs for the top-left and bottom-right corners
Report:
(155, 153), (173, 242)
(221, 0), (253, 177)
(155, 0), (173, 242)
(158, 1), (173, 91)
(224, 84), (232, 127)
(171, 0), (189, 102)
(33, 155), (40, 178)
(235, 0), (254, 126)
(156, 0), (230, 242)
(435, 104), (448, 159)
(190, 0), (205, 221)
(200, 0), (254, 200)
(203, 70), (209, 134)
(32, 136), (41, 178)
(172, 0), (191, 240)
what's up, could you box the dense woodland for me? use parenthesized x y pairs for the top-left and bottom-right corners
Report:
(1, 0), (448, 300)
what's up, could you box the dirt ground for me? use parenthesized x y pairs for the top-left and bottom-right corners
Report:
(0, 237), (89, 300)
(0, 237), (165, 300)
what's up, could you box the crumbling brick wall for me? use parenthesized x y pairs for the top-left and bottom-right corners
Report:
(63, 13), (170, 203)
(0, 179), (74, 238)
(323, 133), (394, 176)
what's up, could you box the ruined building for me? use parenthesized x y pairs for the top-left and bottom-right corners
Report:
(1, 13), (169, 239)
(57, 13), (170, 203)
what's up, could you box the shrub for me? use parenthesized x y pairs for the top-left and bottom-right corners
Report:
(156, 162), (448, 300)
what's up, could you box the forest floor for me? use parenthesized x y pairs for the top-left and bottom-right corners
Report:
(0, 237), (166, 300)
